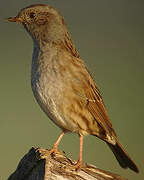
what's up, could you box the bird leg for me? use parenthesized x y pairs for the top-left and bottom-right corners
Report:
(50, 132), (84, 171)
(77, 135), (83, 168)
(71, 135), (84, 171)
(49, 131), (65, 154)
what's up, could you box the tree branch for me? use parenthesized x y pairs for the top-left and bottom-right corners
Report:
(7, 147), (127, 180)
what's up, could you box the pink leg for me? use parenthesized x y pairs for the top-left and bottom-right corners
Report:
(78, 135), (83, 164)
(74, 135), (83, 170)
(50, 131), (65, 153)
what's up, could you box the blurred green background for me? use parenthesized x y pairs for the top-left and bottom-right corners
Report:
(1, 0), (144, 179)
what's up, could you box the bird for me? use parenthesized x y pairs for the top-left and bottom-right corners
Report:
(7, 4), (139, 173)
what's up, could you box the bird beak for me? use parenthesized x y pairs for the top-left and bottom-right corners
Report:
(6, 17), (23, 23)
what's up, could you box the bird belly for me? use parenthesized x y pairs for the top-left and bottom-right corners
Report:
(31, 74), (80, 133)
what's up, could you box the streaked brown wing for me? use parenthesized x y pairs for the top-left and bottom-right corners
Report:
(72, 58), (117, 141)
(63, 54), (117, 142)
(84, 76), (117, 138)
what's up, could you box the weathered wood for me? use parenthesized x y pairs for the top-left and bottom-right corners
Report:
(7, 147), (127, 180)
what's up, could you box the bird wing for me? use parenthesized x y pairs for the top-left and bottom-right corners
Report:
(84, 73), (117, 138)
(70, 57), (117, 143)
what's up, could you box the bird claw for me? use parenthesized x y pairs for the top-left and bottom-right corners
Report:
(67, 161), (82, 171)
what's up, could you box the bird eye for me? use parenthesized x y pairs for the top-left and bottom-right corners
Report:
(29, 12), (35, 19)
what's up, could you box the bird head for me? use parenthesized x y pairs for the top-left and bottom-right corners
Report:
(7, 4), (68, 45)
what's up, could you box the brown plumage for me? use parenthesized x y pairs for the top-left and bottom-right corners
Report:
(7, 4), (139, 173)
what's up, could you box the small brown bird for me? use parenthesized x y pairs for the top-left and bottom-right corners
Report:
(7, 4), (139, 172)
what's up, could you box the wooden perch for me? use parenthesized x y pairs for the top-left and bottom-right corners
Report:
(7, 147), (127, 180)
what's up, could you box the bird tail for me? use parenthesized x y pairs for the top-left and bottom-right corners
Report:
(107, 140), (139, 173)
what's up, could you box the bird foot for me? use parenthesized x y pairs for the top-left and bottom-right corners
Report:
(35, 146), (59, 160)
(49, 147), (57, 154)
(68, 160), (82, 171)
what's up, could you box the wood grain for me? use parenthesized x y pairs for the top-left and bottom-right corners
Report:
(7, 147), (127, 180)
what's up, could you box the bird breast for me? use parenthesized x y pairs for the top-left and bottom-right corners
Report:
(30, 47), (80, 133)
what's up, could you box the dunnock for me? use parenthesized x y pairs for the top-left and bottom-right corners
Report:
(7, 4), (139, 172)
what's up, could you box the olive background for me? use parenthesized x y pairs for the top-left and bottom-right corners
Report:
(1, 1), (144, 179)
